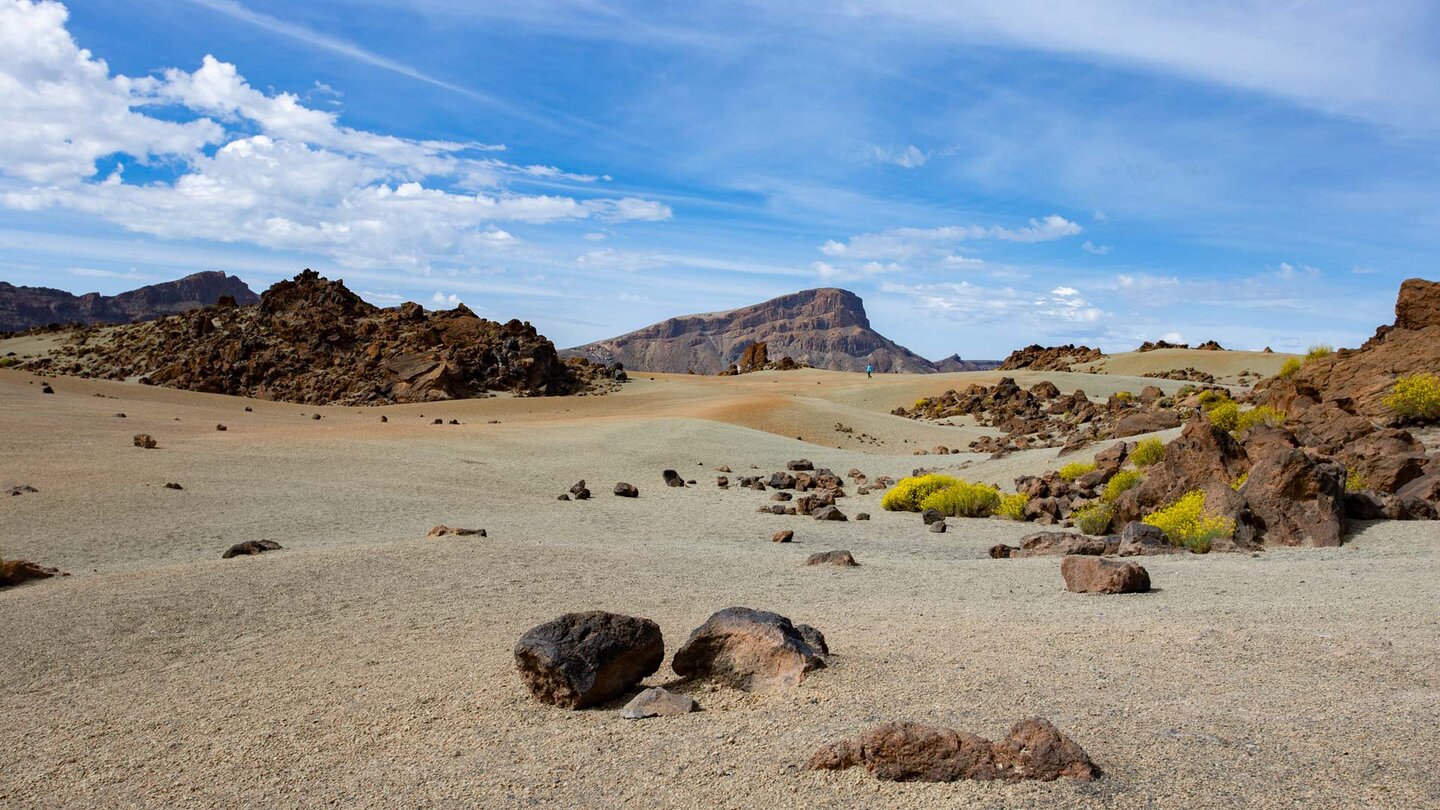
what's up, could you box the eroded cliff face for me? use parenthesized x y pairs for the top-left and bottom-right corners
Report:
(0, 271), (259, 332)
(563, 288), (938, 373)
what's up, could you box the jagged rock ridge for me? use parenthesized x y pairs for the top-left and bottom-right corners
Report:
(21, 270), (602, 404)
(563, 288), (948, 374)
(0, 271), (258, 333)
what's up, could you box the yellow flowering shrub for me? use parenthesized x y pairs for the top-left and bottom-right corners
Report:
(996, 493), (1029, 521)
(919, 481), (1002, 518)
(881, 474), (962, 512)
(1131, 437), (1166, 467)
(1102, 469), (1143, 502)
(1072, 502), (1116, 535)
(1057, 461), (1096, 482)
(1142, 490), (1234, 553)
(1383, 373), (1440, 423)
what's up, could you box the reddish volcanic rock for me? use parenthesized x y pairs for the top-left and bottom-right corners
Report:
(671, 607), (826, 691)
(1061, 555), (1151, 593)
(805, 718), (1098, 783)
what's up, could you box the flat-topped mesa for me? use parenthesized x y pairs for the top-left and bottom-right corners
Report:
(0, 271), (259, 333)
(19, 269), (594, 405)
(562, 287), (938, 374)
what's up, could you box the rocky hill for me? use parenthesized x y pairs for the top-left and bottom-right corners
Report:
(997, 344), (1104, 372)
(21, 270), (608, 404)
(563, 288), (940, 374)
(0, 272), (258, 333)
(931, 354), (1001, 372)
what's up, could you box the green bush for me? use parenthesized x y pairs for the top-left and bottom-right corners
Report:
(1131, 437), (1166, 467)
(1057, 461), (1097, 482)
(1235, 405), (1285, 434)
(1207, 401), (1240, 432)
(881, 474), (962, 512)
(1306, 344), (1334, 361)
(1102, 469), (1143, 502)
(1278, 357), (1302, 379)
(920, 481), (1002, 518)
(1383, 372), (1440, 423)
(1197, 389), (1230, 410)
(1072, 502), (1116, 535)
(996, 493), (1029, 521)
(1142, 490), (1235, 554)
(0, 357), (16, 368)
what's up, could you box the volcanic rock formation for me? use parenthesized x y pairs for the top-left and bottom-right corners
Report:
(563, 288), (937, 374)
(0, 272), (258, 333)
(20, 270), (596, 404)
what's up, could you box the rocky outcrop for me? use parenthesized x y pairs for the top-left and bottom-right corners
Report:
(671, 607), (826, 691)
(21, 270), (594, 404)
(0, 271), (258, 333)
(222, 539), (282, 558)
(805, 718), (1098, 783)
(996, 344), (1103, 372)
(1258, 278), (1440, 422)
(0, 557), (67, 588)
(514, 612), (664, 709)
(562, 288), (938, 374)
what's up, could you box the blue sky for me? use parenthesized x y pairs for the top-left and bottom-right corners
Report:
(2, 0), (1438, 358)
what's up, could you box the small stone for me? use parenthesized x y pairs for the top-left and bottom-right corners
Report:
(6, 485), (38, 496)
(806, 550), (858, 567)
(717, 476), (730, 488)
(921, 508), (945, 525)
(787, 459), (815, 471)
(619, 687), (698, 720)
(813, 505), (847, 521)
(215, 424), (227, 431)
(432, 418), (443, 425)
(557, 493), (571, 501)
(772, 530), (794, 543)
(133, 434), (157, 449)
(663, 469), (685, 487)
(312, 414), (322, 420)
(570, 481), (591, 500)
(222, 539), (281, 559)
(427, 525), (486, 538)
(244, 406), (253, 412)
(614, 482), (639, 498)
(855, 512), (871, 521)
(928, 520), (947, 533)
(164, 482), (183, 490)
(41, 384), (54, 394)
(380, 415), (388, 422)
(114, 413), (126, 418)
(771, 492), (793, 502)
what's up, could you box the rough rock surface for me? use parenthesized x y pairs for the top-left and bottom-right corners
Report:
(0, 271), (258, 333)
(1060, 555), (1151, 593)
(562, 288), (937, 374)
(671, 607), (826, 691)
(1239, 446), (1347, 547)
(513, 612), (664, 709)
(22, 270), (598, 404)
(427, 525), (486, 538)
(619, 687), (697, 719)
(805, 718), (1098, 783)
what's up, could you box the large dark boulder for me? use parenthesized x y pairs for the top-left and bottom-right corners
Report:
(514, 612), (663, 709)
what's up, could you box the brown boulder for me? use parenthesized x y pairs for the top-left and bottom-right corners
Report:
(662, 469), (685, 488)
(1060, 555), (1150, 593)
(806, 550), (858, 566)
(613, 482), (639, 498)
(0, 558), (66, 588)
(772, 530), (794, 543)
(513, 611), (663, 709)
(805, 718), (1097, 783)
(619, 687), (698, 719)
(812, 505), (847, 521)
(1239, 446), (1346, 547)
(671, 607), (825, 691)
(133, 433), (157, 449)
(427, 525), (486, 538)
(1338, 429), (1427, 494)
(1114, 418), (1248, 524)
(1112, 409), (1181, 438)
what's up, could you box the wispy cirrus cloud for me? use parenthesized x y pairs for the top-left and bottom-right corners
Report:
(819, 215), (1083, 260)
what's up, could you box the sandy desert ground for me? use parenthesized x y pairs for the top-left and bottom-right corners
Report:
(2, 358), (1437, 808)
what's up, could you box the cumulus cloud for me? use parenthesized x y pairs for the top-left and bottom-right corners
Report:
(880, 279), (1107, 332)
(820, 215), (1082, 260)
(1081, 240), (1111, 255)
(0, 0), (671, 272)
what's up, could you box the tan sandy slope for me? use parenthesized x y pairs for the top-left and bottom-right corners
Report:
(1, 367), (1437, 808)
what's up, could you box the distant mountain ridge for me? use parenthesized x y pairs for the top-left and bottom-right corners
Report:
(563, 287), (995, 374)
(0, 272), (258, 333)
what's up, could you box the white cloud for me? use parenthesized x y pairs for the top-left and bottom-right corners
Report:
(881, 278), (1107, 331)
(942, 254), (984, 268)
(820, 214), (1082, 260)
(1081, 240), (1111, 255)
(432, 291), (461, 306)
(1092, 210), (1109, 222)
(583, 231), (608, 241)
(1351, 265), (1379, 275)
(1275, 262), (1321, 281)
(871, 144), (928, 169)
(576, 248), (666, 271)
(0, 0), (670, 273)
(1160, 331), (1185, 343)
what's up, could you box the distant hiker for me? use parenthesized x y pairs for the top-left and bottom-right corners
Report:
(865, 363), (873, 378)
